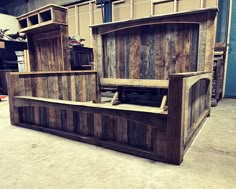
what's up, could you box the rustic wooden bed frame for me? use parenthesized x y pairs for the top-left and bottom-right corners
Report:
(8, 6), (217, 165)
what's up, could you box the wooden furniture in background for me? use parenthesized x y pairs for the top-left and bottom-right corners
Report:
(212, 43), (226, 103)
(17, 4), (70, 72)
(0, 39), (27, 94)
(212, 52), (224, 102)
(71, 46), (94, 70)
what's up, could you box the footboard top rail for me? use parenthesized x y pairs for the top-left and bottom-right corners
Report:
(100, 78), (169, 89)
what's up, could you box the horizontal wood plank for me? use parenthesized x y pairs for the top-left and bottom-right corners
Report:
(100, 78), (169, 89)
(13, 96), (167, 128)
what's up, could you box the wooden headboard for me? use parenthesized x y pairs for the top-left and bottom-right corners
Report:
(91, 8), (218, 80)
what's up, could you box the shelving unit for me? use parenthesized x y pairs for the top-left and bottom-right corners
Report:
(17, 4), (67, 33)
(16, 4), (70, 71)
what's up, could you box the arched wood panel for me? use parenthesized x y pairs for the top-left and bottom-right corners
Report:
(102, 23), (199, 80)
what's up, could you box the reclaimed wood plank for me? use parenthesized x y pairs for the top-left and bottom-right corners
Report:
(87, 112), (94, 137)
(79, 112), (88, 135)
(140, 26), (152, 79)
(167, 76), (184, 165)
(73, 111), (80, 133)
(107, 33), (116, 78)
(94, 113), (102, 138)
(116, 117), (128, 144)
(116, 31), (125, 78)
(66, 110), (74, 132)
(189, 24), (199, 71)
(70, 74), (76, 101)
(129, 29), (140, 79)
(100, 78), (169, 88)
(155, 25), (165, 80)
(124, 33), (130, 79)
(102, 115), (114, 140)
(14, 96), (168, 128)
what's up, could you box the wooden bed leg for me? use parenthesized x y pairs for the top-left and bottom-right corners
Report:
(111, 92), (119, 105)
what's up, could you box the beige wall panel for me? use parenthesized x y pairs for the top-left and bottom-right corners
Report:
(134, 0), (151, 18)
(134, 0), (148, 4)
(114, 4), (130, 21)
(68, 7), (75, 36)
(77, 4), (91, 47)
(68, 7), (75, 16)
(79, 13), (91, 47)
(154, 2), (174, 15)
(68, 16), (76, 36)
(92, 3), (103, 25)
(78, 4), (90, 13)
(93, 10), (103, 25)
(177, 0), (201, 12)
(205, 0), (218, 7)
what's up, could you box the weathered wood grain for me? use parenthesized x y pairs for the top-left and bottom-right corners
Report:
(28, 26), (70, 72)
(8, 72), (98, 103)
(129, 28), (141, 79)
(102, 23), (199, 80)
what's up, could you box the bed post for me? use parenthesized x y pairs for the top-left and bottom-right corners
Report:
(167, 75), (185, 165)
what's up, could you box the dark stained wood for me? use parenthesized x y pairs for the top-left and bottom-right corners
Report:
(167, 76), (184, 165)
(13, 122), (167, 162)
(13, 96), (167, 128)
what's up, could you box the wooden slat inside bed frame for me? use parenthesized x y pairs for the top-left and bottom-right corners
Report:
(100, 78), (169, 89)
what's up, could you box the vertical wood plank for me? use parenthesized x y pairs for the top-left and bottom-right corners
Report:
(79, 112), (88, 135)
(156, 129), (168, 158)
(102, 36), (108, 78)
(116, 117), (128, 144)
(189, 25), (199, 71)
(140, 26), (152, 79)
(66, 74), (72, 101)
(62, 74), (68, 100)
(107, 33), (116, 78)
(167, 76), (184, 165)
(146, 126), (152, 150)
(155, 25), (166, 80)
(94, 113), (102, 138)
(70, 74), (76, 101)
(87, 112), (94, 137)
(205, 12), (216, 72)
(116, 31), (125, 78)
(102, 115), (113, 140)
(129, 29), (141, 79)
(198, 22), (207, 71)
(73, 111), (80, 134)
(66, 110), (74, 132)
(124, 33), (130, 79)
(165, 25), (177, 78)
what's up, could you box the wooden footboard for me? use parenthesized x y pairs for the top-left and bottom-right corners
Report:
(8, 71), (99, 125)
(167, 72), (212, 164)
(7, 71), (212, 165)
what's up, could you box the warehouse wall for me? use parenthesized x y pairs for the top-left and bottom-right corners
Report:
(2, 0), (218, 47)
(67, 0), (218, 47)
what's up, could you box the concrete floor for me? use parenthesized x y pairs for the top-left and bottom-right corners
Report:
(0, 99), (235, 189)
